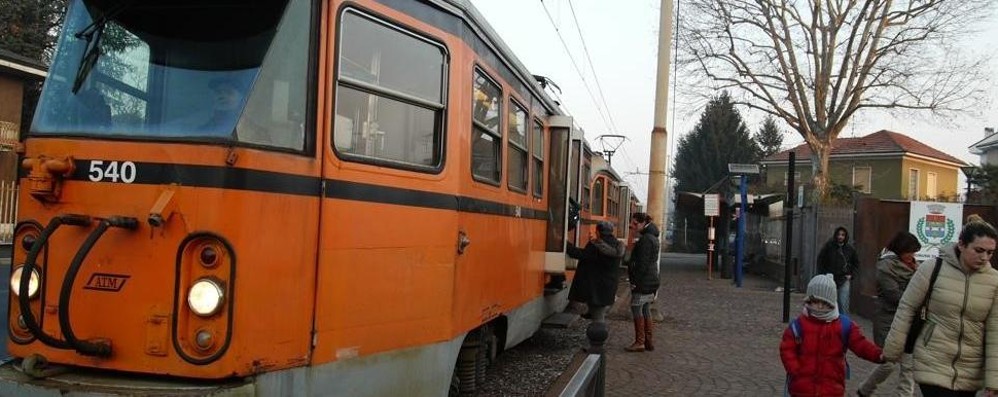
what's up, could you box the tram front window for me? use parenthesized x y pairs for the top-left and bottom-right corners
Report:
(31, 0), (311, 151)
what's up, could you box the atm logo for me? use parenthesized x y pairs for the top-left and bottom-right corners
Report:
(84, 273), (131, 292)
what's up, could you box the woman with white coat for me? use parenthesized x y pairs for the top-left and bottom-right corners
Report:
(882, 216), (998, 397)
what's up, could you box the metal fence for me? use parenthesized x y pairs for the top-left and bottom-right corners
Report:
(759, 205), (854, 290)
(0, 181), (17, 245)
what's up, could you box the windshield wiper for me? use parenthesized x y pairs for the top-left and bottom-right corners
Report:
(71, 2), (131, 94)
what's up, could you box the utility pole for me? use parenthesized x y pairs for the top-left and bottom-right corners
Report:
(647, 0), (674, 235)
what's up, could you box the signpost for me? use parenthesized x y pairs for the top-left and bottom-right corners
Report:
(782, 152), (795, 323)
(704, 193), (719, 279)
(727, 164), (759, 288)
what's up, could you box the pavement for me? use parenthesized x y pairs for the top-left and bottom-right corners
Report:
(599, 252), (916, 397)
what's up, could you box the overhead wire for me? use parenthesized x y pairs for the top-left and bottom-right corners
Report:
(539, 0), (615, 136)
(535, 0), (649, 204)
(566, 0), (618, 135)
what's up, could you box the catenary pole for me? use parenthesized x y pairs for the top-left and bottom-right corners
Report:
(647, 0), (674, 236)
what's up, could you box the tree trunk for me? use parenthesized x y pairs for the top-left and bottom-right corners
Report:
(810, 143), (832, 203)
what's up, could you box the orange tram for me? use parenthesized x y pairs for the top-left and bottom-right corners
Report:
(2, 0), (639, 395)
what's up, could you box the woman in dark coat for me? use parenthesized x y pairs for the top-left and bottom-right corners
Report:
(626, 212), (660, 352)
(567, 221), (625, 324)
(857, 231), (921, 397)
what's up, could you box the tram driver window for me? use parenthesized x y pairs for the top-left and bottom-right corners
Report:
(334, 10), (446, 169)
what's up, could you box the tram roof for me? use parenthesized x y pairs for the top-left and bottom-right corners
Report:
(433, 0), (565, 117)
(591, 155), (623, 182)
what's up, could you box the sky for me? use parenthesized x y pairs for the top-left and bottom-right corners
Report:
(468, 0), (998, 204)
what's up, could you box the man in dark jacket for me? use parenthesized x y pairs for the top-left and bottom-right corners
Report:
(566, 221), (625, 325)
(816, 226), (860, 314)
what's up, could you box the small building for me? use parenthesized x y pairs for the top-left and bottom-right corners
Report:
(1, 49), (46, 170)
(761, 130), (966, 201)
(969, 127), (998, 166)
(0, 49), (47, 243)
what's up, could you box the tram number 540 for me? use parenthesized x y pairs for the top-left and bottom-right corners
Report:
(88, 160), (137, 184)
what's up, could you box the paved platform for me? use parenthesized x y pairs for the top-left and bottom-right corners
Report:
(598, 253), (921, 397)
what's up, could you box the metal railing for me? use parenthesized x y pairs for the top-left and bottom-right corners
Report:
(0, 181), (18, 245)
(546, 322), (607, 397)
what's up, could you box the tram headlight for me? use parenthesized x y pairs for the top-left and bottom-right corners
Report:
(187, 278), (224, 317)
(10, 266), (40, 299)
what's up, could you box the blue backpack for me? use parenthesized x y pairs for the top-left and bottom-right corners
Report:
(789, 315), (854, 378)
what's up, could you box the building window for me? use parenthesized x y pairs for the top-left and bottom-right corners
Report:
(472, 69), (502, 184)
(908, 169), (920, 200)
(507, 100), (528, 193)
(852, 166), (872, 194)
(334, 11), (446, 168)
(926, 172), (937, 199)
(783, 171), (801, 187)
(532, 120), (544, 198)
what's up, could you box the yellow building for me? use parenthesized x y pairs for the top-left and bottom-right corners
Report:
(761, 130), (966, 201)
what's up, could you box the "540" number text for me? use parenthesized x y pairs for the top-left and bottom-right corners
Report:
(88, 160), (137, 183)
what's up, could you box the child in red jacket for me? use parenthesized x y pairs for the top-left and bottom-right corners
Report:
(780, 274), (883, 397)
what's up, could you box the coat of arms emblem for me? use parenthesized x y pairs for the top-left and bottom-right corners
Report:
(916, 203), (956, 247)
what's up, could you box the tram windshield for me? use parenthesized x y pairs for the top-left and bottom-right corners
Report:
(31, 0), (311, 151)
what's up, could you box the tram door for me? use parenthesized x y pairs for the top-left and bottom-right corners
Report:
(311, 7), (458, 364)
(543, 116), (572, 274)
(565, 131), (585, 269)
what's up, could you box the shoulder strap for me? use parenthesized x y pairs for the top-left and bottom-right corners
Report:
(922, 257), (943, 309)
(839, 315), (853, 379)
(790, 319), (802, 345)
(839, 315), (852, 348)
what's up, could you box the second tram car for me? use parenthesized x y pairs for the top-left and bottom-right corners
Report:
(2, 0), (639, 395)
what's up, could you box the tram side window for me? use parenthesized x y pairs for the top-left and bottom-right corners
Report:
(472, 70), (502, 184)
(507, 100), (528, 192)
(532, 120), (544, 198)
(608, 184), (618, 217)
(334, 10), (447, 169)
(592, 178), (604, 216)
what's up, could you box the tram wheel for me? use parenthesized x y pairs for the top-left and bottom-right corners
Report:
(449, 325), (496, 397)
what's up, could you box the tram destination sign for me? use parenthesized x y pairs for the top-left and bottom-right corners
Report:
(727, 163), (760, 175)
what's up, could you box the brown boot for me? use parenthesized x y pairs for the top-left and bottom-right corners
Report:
(625, 317), (646, 352)
(644, 317), (654, 351)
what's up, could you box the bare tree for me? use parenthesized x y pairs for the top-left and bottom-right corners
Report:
(679, 0), (993, 199)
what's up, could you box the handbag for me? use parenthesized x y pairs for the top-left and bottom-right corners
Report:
(904, 257), (942, 353)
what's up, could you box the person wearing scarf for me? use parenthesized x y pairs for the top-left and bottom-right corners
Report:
(858, 231), (921, 397)
(781, 274), (883, 396)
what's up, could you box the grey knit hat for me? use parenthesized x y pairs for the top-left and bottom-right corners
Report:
(596, 221), (615, 236)
(806, 274), (838, 308)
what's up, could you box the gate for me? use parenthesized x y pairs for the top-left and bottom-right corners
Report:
(851, 198), (998, 319)
(0, 180), (16, 245)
